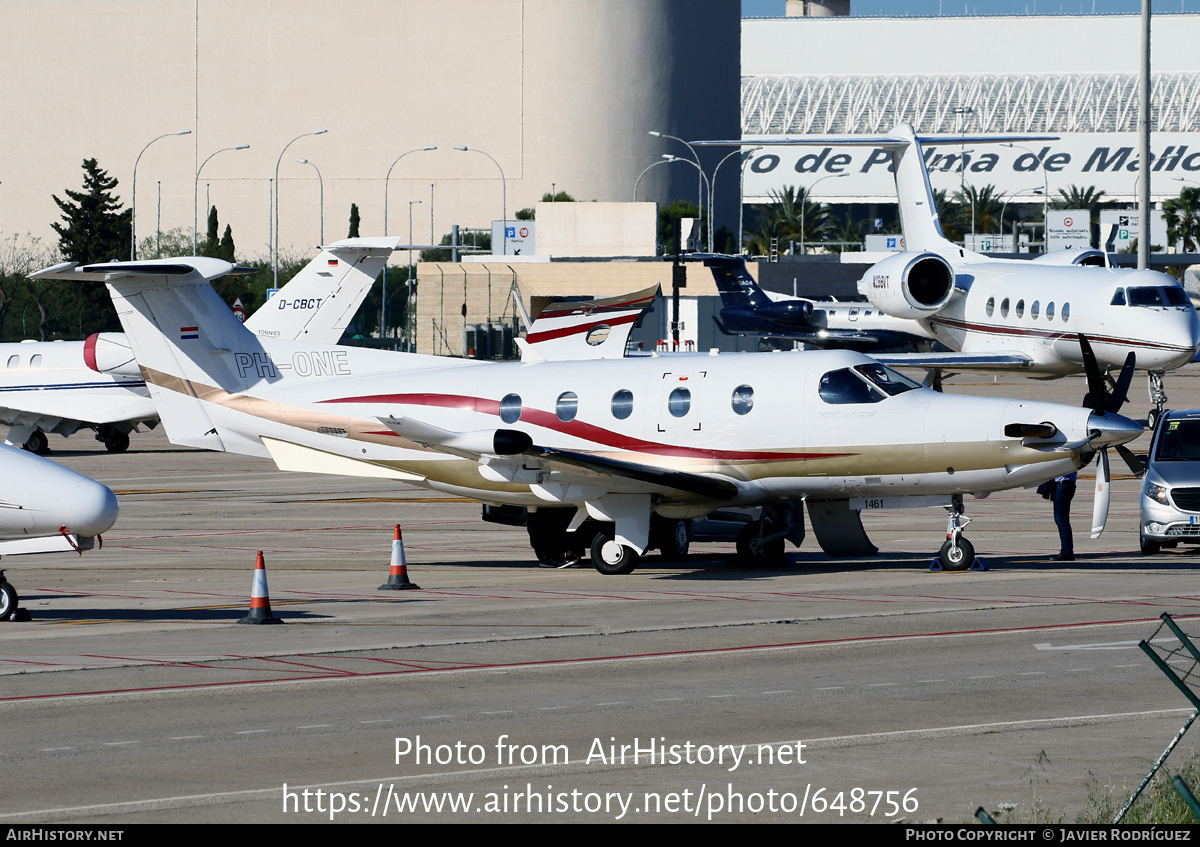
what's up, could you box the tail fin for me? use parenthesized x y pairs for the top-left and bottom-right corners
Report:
(704, 257), (774, 309)
(30, 258), (260, 453)
(244, 236), (399, 343)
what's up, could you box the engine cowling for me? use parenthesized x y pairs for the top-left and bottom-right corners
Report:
(83, 333), (141, 377)
(858, 252), (956, 320)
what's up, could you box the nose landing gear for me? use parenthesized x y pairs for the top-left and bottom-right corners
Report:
(934, 495), (980, 572)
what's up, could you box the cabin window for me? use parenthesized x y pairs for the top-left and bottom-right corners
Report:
(499, 394), (522, 424)
(1015, 299), (1025, 319)
(1062, 302), (1071, 321)
(585, 325), (611, 346)
(1000, 298), (1010, 319)
(555, 391), (578, 422)
(611, 389), (634, 420)
(731, 385), (754, 416)
(5, 355), (16, 369)
(818, 368), (883, 405)
(1111, 289), (1126, 306)
(1046, 302), (1056, 319)
(1031, 300), (1040, 319)
(30, 354), (41, 367)
(985, 297), (995, 317)
(667, 387), (691, 418)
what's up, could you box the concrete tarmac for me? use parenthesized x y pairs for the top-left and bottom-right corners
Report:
(2, 369), (1200, 824)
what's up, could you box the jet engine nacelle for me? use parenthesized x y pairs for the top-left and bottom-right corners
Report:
(83, 333), (141, 378)
(858, 252), (956, 320)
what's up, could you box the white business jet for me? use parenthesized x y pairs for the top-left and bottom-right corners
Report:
(696, 125), (1200, 425)
(0, 443), (119, 619)
(32, 255), (1142, 574)
(0, 237), (399, 453)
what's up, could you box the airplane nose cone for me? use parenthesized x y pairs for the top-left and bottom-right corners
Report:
(67, 477), (119, 536)
(1088, 411), (1145, 448)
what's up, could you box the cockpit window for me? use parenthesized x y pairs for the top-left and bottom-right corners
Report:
(1154, 419), (1200, 461)
(854, 363), (922, 396)
(1128, 286), (1166, 307)
(1165, 287), (1190, 307)
(819, 369), (882, 405)
(1110, 288), (1126, 306)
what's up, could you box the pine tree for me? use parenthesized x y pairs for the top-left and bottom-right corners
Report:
(203, 206), (220, 257)
(218, 225), (236, 262)
(348, 203), (360, 238)
(51, 159), (132, 264)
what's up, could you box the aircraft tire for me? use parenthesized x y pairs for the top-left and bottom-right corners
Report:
(653, 518), (690, 561)
(1140, 534), (1161, 555)
(937, 537), (975, 571)
(105, 432), (130, 453)
(24, 431), (49, 455)
(1147, 408), (1162, 431)
(0, 581), (18, 621)
(590, 533), (639, 576)
(735, 522), (785, 567)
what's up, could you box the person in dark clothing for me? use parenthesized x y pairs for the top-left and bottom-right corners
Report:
(1038, 472), (1077, 561)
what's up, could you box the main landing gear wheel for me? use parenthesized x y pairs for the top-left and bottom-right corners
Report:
(104, 431), (130, 453)
(0, 581), (18, 621)
(23, 430), (49, 455)
(1147, 408), (1162, 432)
(937, 537), (975, 571)
(590, 532), (639, 575)
(734, 521), (785, 567)
(653, 518), (690, 561)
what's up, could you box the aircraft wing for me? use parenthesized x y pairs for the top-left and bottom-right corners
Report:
(377, 416), (739, 501)
(874, 351), (1036, 370)
(0, 392), (157, 429)
(515, 285), (659, 362)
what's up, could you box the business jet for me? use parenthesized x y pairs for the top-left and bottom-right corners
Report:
(32, 255), (1143, 575)
(0, 237), (399, 453)
(0, 442), (119, 619)
(696, 125), (1200, 425)
(707, 255), (935, 351)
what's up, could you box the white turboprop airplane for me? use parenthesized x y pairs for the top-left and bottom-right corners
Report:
(32, 255), (1144, 574)
(698, 125), (1200, 424)
(0, 442), (119, 619)
(0, 237), (399, 454)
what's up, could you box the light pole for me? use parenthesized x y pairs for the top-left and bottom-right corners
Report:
(800, 172), (847, 255)
(711, 146), (762, 255)
(275, 130), (327, 287)
(662, 155), (711, 251)
(650, 130), (704, 224)
(632, 159), (672, 202)
(132, 129), (190, 259)
(384, 146), (436, 236)
(999, 187), (1044, 239)
(296, 158), (323, 245)
(454, 146), (507, 254)
(1002, 142), (1049, 238)
(194, 144), (249, 255)
(406, 199), (422, 352)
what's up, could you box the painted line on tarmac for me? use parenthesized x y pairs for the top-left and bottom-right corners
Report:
(1, 706), (1192, 823)
(1, 612), (1190, 704)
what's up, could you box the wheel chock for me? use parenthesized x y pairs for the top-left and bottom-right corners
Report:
(928, 557), (988, 573)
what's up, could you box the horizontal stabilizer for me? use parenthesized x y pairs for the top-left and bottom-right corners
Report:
(261, 436), (425, 481)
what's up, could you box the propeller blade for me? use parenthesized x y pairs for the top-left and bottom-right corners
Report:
(1106, 351), (1136, 415)
(1090, 448), (1111, 539)
(1079, 334), (1106, 416)
(1115, 444), (1146, 477)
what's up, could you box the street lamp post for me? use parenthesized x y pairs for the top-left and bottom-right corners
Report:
(406, 199), (422, 352)
(454, 146), (507, 254)
(194, 144), (249, 255)
(384, 146), (436, 237)
(296, 158), (323, 245)
(650, 130), (704, 225)
(800, 172), (847, 255)
(662, 155), (711, 251)
(711, 146), (762, 255)
(1002, 142), (1049, 243)
(632, 159), (672, 202)
(275, 130), (327, 287)
(132, 129), (190, 259)
(1000, 187), (1045, 252)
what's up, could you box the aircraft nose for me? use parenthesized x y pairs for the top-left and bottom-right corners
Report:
(1088, 411), (1145, 448)
(67, 477), (119, 536)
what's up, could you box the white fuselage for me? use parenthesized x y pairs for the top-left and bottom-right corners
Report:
(0, 442), (119, 544)
(919, 263), (1200, 374)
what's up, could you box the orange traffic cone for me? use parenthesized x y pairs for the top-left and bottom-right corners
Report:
(238, 551), (284, 624)
(379, 525), (421, 590)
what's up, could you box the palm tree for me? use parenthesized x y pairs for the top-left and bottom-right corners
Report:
(1163, 186), (1200, 253)
(952, 184), (1006, 235)
(743, 185), (831, 255)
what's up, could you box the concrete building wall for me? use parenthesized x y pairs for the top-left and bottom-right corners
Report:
(0, 0), (739, 264)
